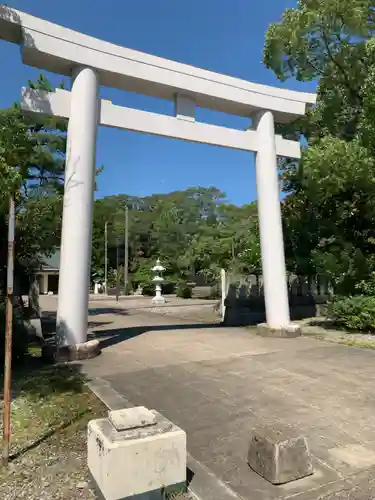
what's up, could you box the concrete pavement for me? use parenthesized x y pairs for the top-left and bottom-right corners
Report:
(42, 296), (375, 499)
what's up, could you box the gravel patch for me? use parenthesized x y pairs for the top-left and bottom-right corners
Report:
(0, 412), (101, 500)
(0, 365), (98, 456)
(0, 364), (106, 499)
(0, 364), (195, 500)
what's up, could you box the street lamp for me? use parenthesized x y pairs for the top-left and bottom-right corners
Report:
(104, 221), (108, 294)
(124, 205), (129, 295)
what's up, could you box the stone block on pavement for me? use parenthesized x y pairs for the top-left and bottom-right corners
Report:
(88, 407), (186, 500)
(247, 424), (313, 485)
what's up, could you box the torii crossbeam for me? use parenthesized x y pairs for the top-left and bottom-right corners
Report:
(0, 5), (316, 347)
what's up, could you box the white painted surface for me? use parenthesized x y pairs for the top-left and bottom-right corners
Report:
(175, 94), (195, 122)
(1, 5), (316, 122)
(56, 67), (99, 346)
(0, 6), (314, 339)
(88, 411), (186, 500)
(101, 99), (302, 159)
(152, 284), (166, 305)
(220, 268), (227, 322)
(21, 89), (302, 159)
(254, 111), (290, 328)
(21, 87), (70, 118)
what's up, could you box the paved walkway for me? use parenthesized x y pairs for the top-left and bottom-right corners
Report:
(75, 300), (375, 500)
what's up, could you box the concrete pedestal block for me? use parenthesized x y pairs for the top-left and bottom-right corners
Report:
(88, 407), (186, 500)
(247, 424), (313, 485)
(42, 339), (101, 363)
(257, 323), (301, 338)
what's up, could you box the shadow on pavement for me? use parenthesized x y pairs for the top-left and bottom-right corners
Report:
(41, 310), (115, 336)
(88, 307), (129, 316)
(90, 323), (223, 349)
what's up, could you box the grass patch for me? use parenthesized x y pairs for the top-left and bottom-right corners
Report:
(0, 364), (106, 499)
(0, 364), (97, 459)
(27, 344), (42, 357)
(338, 338), (375, 349)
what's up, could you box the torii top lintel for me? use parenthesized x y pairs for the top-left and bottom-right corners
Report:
(0, 5), (316, 123)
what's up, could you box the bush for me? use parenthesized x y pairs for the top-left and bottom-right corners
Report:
(328, 295), (375, 332)
(163, 281), (176, 295)
(132, 262), (154, 292)
(176, 282), (192, 299)
(355, 272), (375, 296)
(142, 283), (155, 296)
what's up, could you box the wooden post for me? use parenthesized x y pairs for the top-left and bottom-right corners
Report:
(3, 196), (15, 467)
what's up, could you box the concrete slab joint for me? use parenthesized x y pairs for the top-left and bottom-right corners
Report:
(247, 424), (313, 485)
(88, 407), (187, 500)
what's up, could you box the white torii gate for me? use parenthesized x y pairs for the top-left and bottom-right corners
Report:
(0, 5), (316, 348)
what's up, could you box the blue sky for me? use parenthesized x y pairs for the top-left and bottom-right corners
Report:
(1, 0), (315, 205)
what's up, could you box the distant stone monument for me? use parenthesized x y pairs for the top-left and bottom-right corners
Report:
(152, 259), (166, 305)
(94, 281), (103, 295)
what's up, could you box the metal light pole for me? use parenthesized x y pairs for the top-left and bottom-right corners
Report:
(104, 221), (108, 294)
(3, 196), (15, 467)
(124, 206), (129, 295)
(115, 241), (120, 303)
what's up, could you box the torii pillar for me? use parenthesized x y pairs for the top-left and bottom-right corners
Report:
(254, 110), (296, 334)
(56, 66), (99, 347)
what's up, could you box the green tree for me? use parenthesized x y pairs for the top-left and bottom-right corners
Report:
(264, 0), (373, 141)
(0, 74), (67, 294)
(0, 108), (31, 206)
(264, 0), (375, 291)
(91, 187), (228, 286)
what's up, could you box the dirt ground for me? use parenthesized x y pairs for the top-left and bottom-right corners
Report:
(0, 366), (106, 500)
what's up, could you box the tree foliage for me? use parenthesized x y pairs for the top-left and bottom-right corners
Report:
(3, 0), (375, 308)
(264, 0), (375, 293)
(91, 0), (375, 294)
(91, 188), (261, 288)
(0, 75), (66, 294)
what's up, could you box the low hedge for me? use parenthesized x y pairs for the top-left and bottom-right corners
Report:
(176, 282), (192, 299)
(328, 295), (375, 332)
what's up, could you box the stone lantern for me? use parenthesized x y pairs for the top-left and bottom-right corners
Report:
(152, 259), (165, 304)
